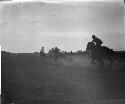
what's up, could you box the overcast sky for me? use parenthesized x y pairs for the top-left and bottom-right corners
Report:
(0, 0), (123, 2)
(0, 0), (125, 53)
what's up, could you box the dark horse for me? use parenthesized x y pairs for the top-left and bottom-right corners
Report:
(48, 48), (65, 62)
(86, 42), (118, 68)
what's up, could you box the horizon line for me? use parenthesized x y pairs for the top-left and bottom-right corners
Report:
(1, 50), (125, 54)
(0, 0), (122, 4)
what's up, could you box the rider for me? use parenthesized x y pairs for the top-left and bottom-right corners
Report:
(54, 47), (60, 54)
(40, 46), (46, 61)
(41, 47), (44, 53)
(92, 35), (103, 47)
(88, 35), (103, 58)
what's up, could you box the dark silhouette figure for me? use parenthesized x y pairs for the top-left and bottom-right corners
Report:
(86, 42), (119, 68)
(47, 47), (60, 62)
(48, 48), (54, 58)
(41, 47), (44, 53)
(53, 47), (60, 62)
(40, 47), (46, 61)
(48, 47), (65, 62)
(54, 47), (60, 54)
(92, 35), (103, 47)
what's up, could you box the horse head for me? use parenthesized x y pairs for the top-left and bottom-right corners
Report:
(86, 42), (95, 51)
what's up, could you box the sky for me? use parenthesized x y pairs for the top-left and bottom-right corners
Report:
(0, 0), (123, 2)
(0, 0), (125, 53)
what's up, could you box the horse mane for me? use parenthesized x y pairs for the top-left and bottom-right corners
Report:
(88, 42), (95, 46)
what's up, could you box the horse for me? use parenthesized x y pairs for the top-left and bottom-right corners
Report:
(52, 51), (65, 62)
(86, 42), (118, 68)
(48, 48), (65, 62)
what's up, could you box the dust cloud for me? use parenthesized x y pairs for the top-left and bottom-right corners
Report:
(58, 55), (125, 70)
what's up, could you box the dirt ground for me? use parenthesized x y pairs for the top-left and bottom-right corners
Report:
(2, 55), (125, 104)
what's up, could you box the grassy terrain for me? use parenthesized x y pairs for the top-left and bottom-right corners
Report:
(2, 54), (125, 104)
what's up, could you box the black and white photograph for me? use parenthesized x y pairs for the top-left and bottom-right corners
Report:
(1, 0), (125, 104)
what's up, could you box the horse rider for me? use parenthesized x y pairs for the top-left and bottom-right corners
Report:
(40, 46), (46, 61)
(87, 35), (103, 58)
(41, 47), (44, 53)
(54, 47), (60, 54)
(92, 35), (103, 47)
